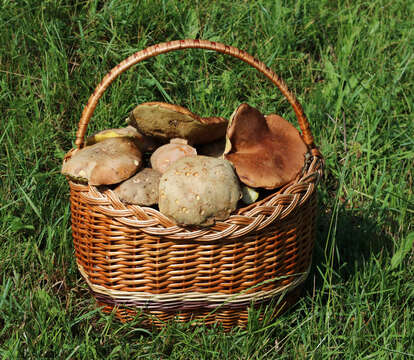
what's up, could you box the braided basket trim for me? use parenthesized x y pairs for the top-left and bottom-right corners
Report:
(68, 156), (322, 241)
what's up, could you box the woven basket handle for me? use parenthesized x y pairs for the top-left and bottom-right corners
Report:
(76, 39), (317, 151)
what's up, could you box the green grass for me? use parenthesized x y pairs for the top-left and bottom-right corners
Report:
(1, 0), (413, 358)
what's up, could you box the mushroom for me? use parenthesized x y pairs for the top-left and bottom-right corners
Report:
(85, 125), (159, 152)
(241, 186), (260, 204)
(114, 168), (161, 206)
(61, 137), (142, 185)
(150, 138), (197, 174)
(129, 102), (228, 145)
(158, 156), (242, 226)
(224, 104), (308, 189)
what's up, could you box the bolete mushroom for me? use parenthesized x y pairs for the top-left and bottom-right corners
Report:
(85, 125), (158, 152)
(224, 104), (308, 189)
(241, 186), (260, 204)
(114, 168), (161, 206)
(61, 137), (142, 185)
(129, 102), (227, 145)
(150, 138), (197, 174)
(158, 156), (242, 226)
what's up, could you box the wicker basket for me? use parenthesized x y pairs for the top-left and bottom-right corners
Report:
(64, 39), (323, 330)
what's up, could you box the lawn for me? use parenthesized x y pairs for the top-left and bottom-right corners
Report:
(0, 0), (413, 358)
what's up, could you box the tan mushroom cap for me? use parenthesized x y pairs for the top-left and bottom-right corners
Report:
(129, 102), (228, 144)
(224, 104), (308, 189)
(61, 137), (142, 186)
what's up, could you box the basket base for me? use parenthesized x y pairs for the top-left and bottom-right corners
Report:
(96, 287), (302, 331)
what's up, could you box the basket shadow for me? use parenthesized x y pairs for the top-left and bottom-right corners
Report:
(305, 197), (394, 293)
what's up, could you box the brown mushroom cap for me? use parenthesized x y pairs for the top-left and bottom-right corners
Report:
(114, 168), (161, 206)
(129, 102), (227, 144)
(61, 137), (142, 185)
(85, 125), (159, 152)
(224, 104), (308, 189)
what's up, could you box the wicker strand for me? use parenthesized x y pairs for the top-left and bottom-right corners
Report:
(78, 262), (310, 306)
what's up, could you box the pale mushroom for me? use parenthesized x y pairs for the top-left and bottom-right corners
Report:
(224, 104), (308, 189)
(114, 168), (161, 206)
(61, 137), (142, 185)
(158, 156), (242, 226)
(241, 186), (260, 204)
(129, 102), (228, 145)
(150, 138), (197, 174)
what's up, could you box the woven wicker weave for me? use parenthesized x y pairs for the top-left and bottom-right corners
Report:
(64, 39), (323, 330)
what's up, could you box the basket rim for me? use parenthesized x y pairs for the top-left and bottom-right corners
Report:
(68, 153), (323, 242)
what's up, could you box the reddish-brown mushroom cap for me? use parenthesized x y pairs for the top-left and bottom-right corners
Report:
(224, 103), (308, 189)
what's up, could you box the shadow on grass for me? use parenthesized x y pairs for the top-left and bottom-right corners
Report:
(305, 196), (395, 293)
